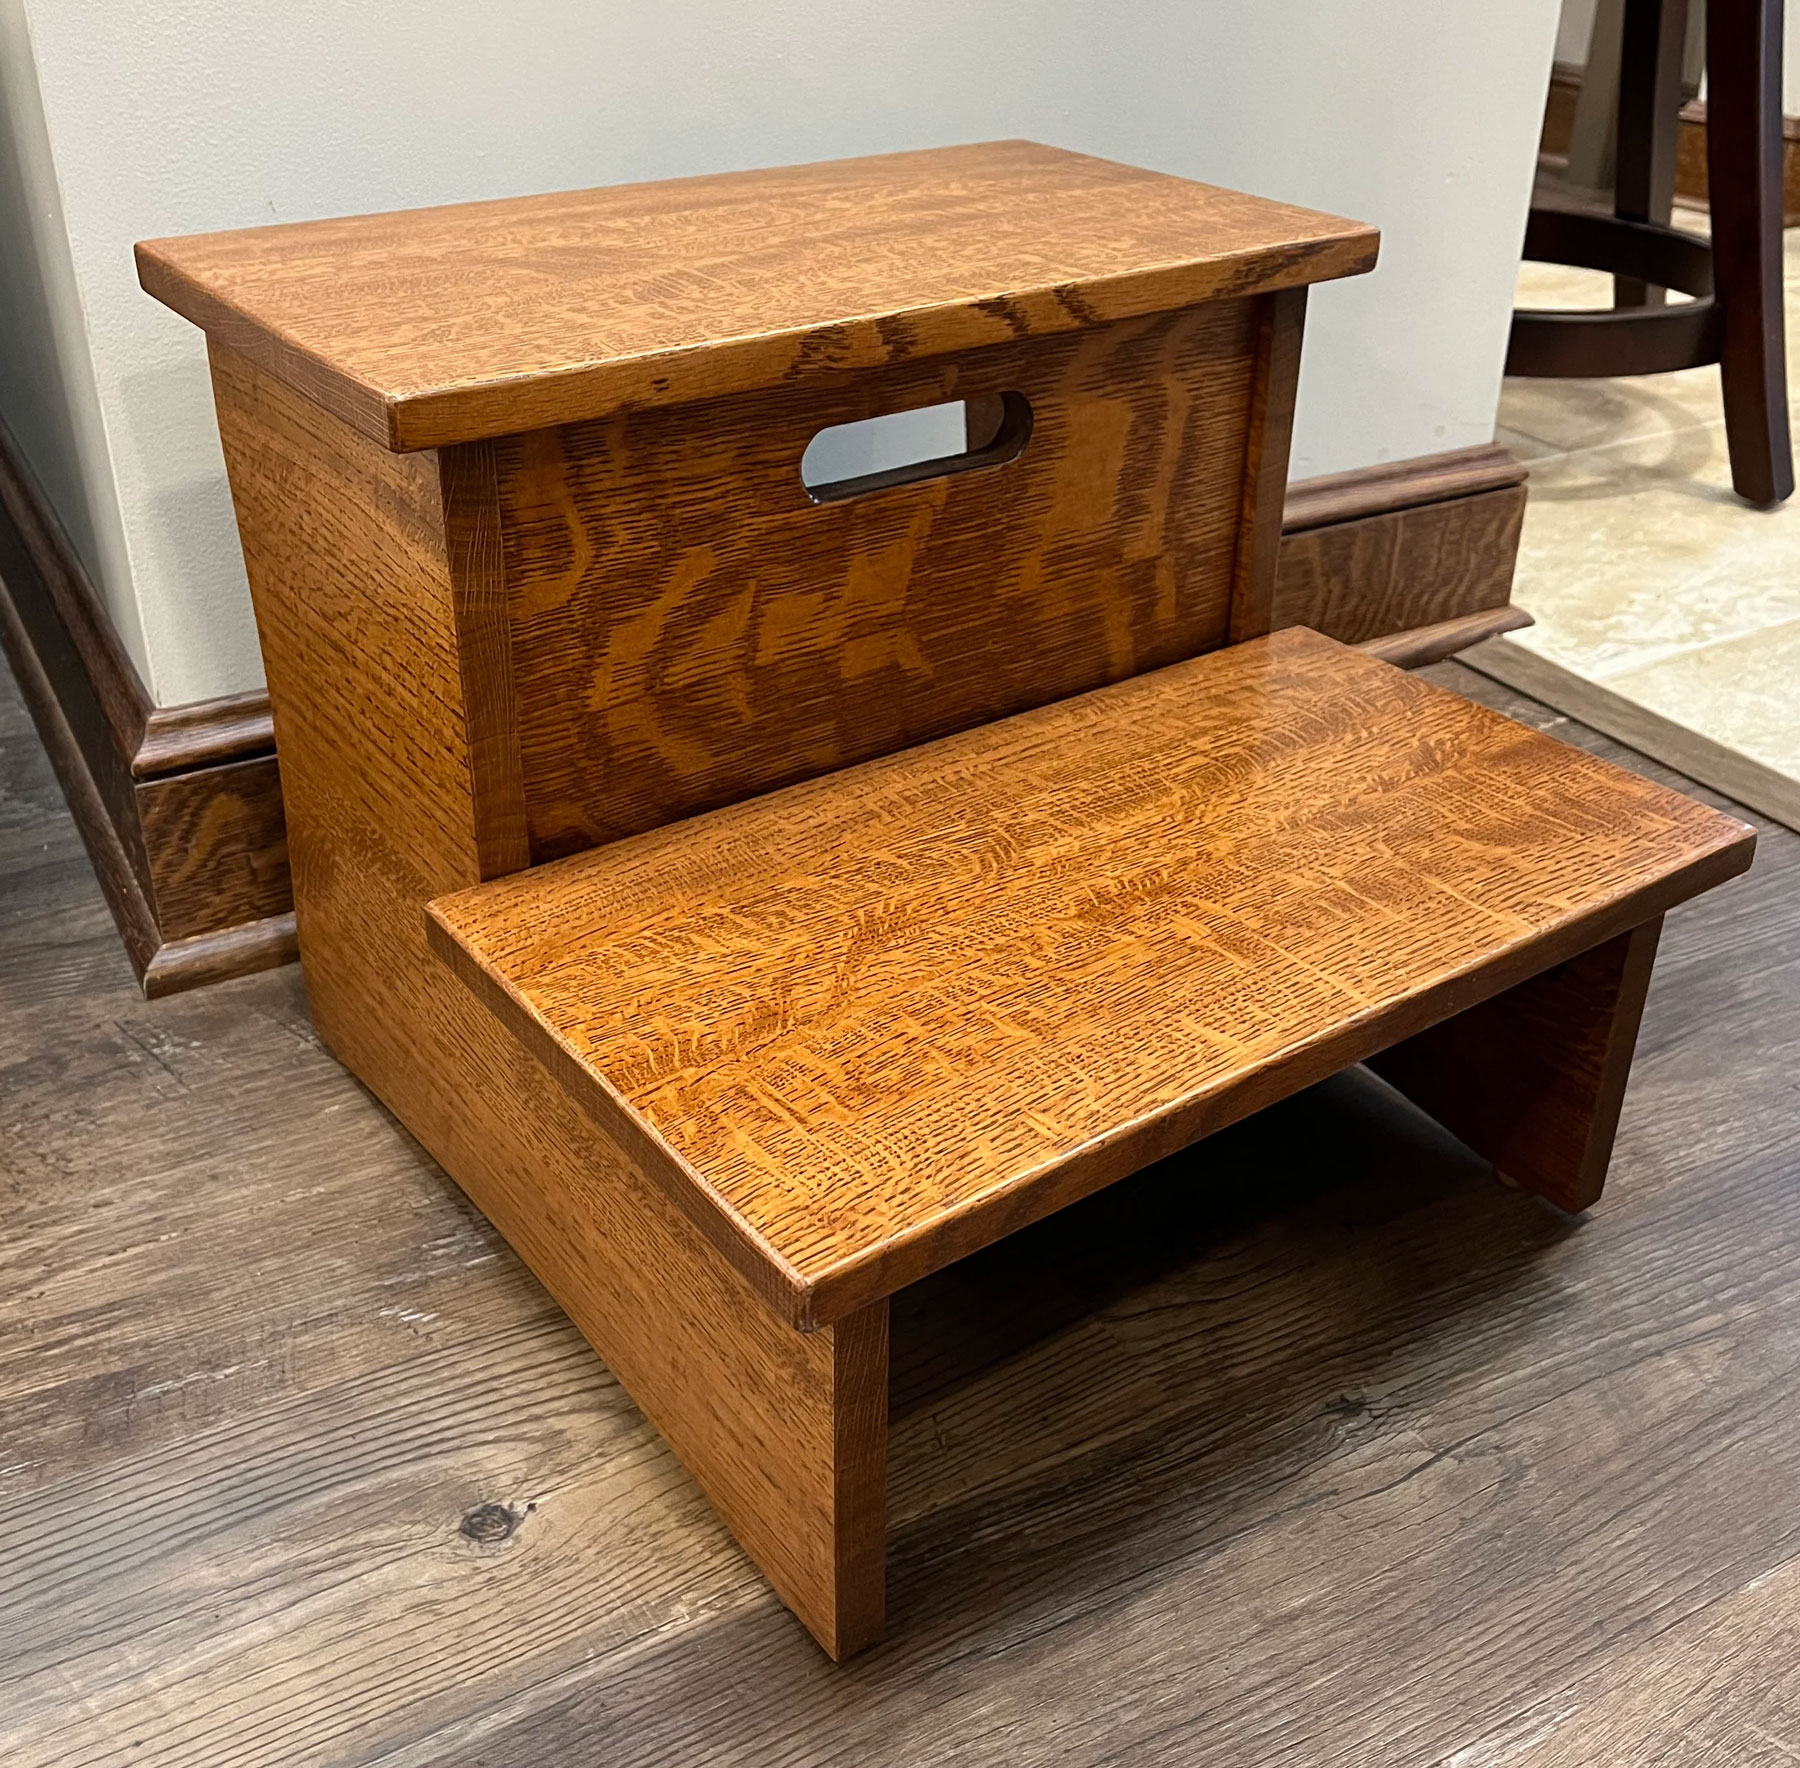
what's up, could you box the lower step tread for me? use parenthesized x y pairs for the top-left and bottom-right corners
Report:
(427, 628), (1754, 1327)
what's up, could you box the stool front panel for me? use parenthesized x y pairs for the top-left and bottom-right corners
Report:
(496, 297), (1264, 859)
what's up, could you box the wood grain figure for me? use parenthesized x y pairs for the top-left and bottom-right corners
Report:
(135, 755), (291, 942)
(140, 141), (1751, 1657)
(140, 140), (1377, 450)
(429, 630), (1752, 1327)
(1275, 488), (1528, 644)
(207, 342), (887, 1658)
(0, 415), (292, 991)
(8, 638), (1800, 1757)
(1370, 918), (1664, 1213)
(499, 298), (1272, 855)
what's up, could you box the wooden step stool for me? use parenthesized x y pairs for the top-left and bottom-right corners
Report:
(138, 141), (1754, 1659)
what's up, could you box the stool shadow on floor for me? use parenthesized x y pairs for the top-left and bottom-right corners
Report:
(879, 1065), (1581, 1648)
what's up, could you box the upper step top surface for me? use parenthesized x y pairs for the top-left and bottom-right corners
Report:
(137, 140), (1377, 451)
(427, 630), (1753, 1329)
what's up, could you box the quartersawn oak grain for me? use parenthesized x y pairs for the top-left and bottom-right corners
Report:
(8, 642), (1800, 1762)
(158, 152), (1383, 1658)
(500, 299), (1266, 856)
(145, 144), (1738, 1662)
(427, 628), (1754, 1331)
(136, 140), (1378, 451)
(206, 341), (887, 1660)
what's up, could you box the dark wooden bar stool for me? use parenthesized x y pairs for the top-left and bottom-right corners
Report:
(1510, 0), (1794, 506)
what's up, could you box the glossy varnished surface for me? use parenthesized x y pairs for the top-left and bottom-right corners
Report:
(429, 630), (1754, 1326)
(137, 141), (1376, 450)
(499, 302), (1264, 855)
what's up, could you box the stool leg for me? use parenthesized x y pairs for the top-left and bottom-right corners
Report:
(1367, 919), (1662, 1213)
(1707, 0), (1795, 505)
(1615, 0), (1689, 308)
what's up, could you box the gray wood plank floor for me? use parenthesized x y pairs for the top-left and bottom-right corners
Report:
(2, 652), (1796, 1767)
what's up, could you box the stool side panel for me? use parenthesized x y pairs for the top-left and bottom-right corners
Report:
(1370, 915), (1665, 1213)
(499, 300), (1261, 859)
(207, 341), (889, 1655)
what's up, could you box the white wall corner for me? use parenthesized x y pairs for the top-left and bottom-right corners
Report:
(0, 0), (150, 688)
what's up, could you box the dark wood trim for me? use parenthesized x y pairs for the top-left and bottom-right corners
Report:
(1352, 605), (1534, 670)
(1679, 97), (1800, 226)
(1460, 627), (1800, 834)
(136, 690), (275, 777)
(0, 428), (151, 895)
(1281, 443), (1526, 533)
(1274, 444), (1528, 649)
(1, 419), (1522, 991)
(142, 913), (298, 997)
(1510, 208), (1723, 379)
(0, 544), (162, 978)
(1542, 60), (1584, 161)
(0, 417), (290, 996)
(1681, 95), (1800, 146)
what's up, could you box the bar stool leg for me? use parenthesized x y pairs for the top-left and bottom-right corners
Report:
(1615, 0), (1689, 308)
(1707, 0), (1795, 505)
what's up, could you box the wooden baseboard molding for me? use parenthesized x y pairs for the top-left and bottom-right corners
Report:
(1671, 98), (1800, 224)
(1540, 62), (1800, 225)
(1274, 444), (1528, 646)
(142, 912), (299, 997)
(1, 425), (1523, 993)
(0, 417), (291, 995)
(1542, 61), (1583, 162)
(135, 687), (274, 775)
(0, 550), (162, 976)
(1353, 604), (1534, 670)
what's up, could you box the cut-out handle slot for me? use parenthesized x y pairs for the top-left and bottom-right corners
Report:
(801, 392), (1032, 504)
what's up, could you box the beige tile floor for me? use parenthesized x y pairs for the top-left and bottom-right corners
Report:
(1468, 218), (1800, 829)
